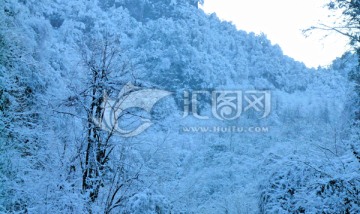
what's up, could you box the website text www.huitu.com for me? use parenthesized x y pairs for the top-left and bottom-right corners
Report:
(181, 126), (269, 134)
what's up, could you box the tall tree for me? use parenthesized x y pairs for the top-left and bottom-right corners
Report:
(307, 1), (360, 57)
(332, 1), (359, 47)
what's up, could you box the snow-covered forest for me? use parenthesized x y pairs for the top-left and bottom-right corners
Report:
(1, 0), (360, 213)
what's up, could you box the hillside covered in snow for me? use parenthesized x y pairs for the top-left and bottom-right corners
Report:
(1, 0), (360, 213)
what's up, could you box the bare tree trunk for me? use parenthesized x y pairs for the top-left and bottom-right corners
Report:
(82, 40), (116, 204)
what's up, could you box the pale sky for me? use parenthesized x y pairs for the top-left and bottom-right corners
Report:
(200, 0), (350, 68)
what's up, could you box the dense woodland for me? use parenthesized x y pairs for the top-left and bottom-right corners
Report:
(1, 0), (360, 213)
